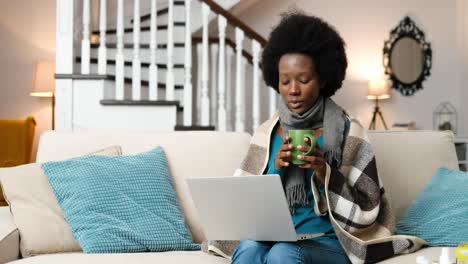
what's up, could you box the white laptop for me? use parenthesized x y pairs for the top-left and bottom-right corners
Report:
(186, 174), (324, 242)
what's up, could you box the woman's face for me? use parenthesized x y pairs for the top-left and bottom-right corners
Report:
(278, 53), (321, 114)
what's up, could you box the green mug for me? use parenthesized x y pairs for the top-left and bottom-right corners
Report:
(288, 129), (316, 165)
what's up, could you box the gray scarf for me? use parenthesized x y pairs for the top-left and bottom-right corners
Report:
(278, 96), (347, 212)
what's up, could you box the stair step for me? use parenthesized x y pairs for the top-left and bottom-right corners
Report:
(93, 23), (185, 35)
(94, 26), (186, 44)
(76, 57), (184, 69)
(56, 73), (184, 90)
(57, 73), (185, 108)
(100, 99), (178, 106)
(90, 45), (186, 64)
(108, 75), (184, 89)
(101, 99), (183, 112)
(55, 74), (109, 80)
(89, 43), (184, 49)
(84, 63), (185, 86)
(174, 125), (216, 131)
(131, 0), (185, 24)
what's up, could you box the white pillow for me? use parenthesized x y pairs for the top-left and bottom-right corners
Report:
(0, 146), (121, 257)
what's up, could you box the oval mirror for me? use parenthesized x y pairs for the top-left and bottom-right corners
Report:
(383, 17), (432, 96)
(390, 37), (423, 84)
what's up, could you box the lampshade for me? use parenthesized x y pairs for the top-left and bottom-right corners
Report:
(367, 79), (390, 100)
(31, 60), (55, 97)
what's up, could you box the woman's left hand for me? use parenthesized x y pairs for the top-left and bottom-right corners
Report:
(297, 137), (326, 184)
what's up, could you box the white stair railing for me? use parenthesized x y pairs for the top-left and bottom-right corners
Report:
(217, 16), (227, 132)
(97, 0), (107, 74)
(196, 43), (203, 125)
(200, 3), (210, 126)
(270, 86), (277, 117)
(148, 0), (158, 100)
(81, 0), (90, 74)
(183, 0), (193, 126)
(166, 0), (175, 100)
(132, 0), (142, 100)
(225, 46), (234, 131)
(210, 43), (218, 127)
(58, 0), (272, 132)
(241, 57), (247, 130)
(115, 0), (125, 100)
(252, 40), (261, 131)
(234, 27), (245, 132)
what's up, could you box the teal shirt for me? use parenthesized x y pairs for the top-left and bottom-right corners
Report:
(265, 132), (336, 238)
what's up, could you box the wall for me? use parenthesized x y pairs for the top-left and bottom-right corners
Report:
(238, 0), (465, 133)
(0, 0), (56, 161)
(457, 0), (468, 135)
(1, 0), (464, 156)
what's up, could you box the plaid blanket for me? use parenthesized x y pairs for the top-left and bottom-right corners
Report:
(203, 113), (426, 263)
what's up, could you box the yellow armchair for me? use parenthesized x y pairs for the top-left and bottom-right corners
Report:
(0, 116), (36, 206)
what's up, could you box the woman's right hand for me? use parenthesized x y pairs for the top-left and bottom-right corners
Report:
(274, 136), (293, 170)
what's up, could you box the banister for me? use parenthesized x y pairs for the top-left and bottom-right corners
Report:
(198, 0), (267, 47)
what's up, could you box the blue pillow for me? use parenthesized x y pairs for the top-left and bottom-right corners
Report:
(396, 167), (468, 246)
(42, 147), (200, 253)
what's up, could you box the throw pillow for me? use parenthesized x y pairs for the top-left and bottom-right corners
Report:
(396, 167), (468, 246)
(41, 147), (200, 253)
(0, 145), (122, 257)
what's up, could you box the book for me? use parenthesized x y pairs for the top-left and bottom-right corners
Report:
(201, 240), (239, 259)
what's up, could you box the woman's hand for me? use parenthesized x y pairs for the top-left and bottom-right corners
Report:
(274, 136), (293, 170)
(297, 137), (326, 184)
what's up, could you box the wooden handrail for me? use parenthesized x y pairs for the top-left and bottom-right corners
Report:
(199, 0), (267, 47)
(192, 37), (253, 64)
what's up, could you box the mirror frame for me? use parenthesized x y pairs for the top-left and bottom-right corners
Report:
(383, 16), (432, 96)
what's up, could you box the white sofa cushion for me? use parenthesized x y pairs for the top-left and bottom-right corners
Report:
(36, 131), (252, 243)
(368, 131), (458, 263)
(367, 130), (459, 220)
(0, 146), (122, 257)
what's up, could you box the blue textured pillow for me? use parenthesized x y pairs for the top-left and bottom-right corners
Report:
(41, 147), (200, 253)
(396, 167), (468, 246)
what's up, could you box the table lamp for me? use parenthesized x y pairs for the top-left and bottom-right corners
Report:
(367, 79), (390, 130)
(30, 60), (56, 129)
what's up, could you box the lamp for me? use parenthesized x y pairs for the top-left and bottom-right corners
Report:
(31, 60), (56, 129)
(367, 79), (390, 130)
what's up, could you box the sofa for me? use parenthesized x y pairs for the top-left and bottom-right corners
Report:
(0, 130), (459, 263)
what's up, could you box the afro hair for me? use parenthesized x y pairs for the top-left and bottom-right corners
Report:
(261, 12), (347, 98)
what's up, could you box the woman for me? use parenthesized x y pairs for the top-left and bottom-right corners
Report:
(227, 12), (424, 264)
(231, 12), (350, 264)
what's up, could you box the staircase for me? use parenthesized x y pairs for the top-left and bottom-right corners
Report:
(55, 0), (277, 134)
